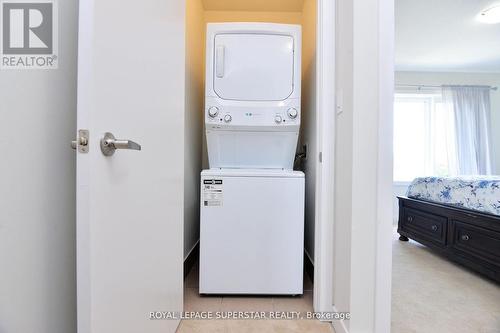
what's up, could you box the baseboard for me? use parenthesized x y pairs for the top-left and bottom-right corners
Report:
(184, 241), (199, 279)
(304, 249), (314, 281)
(331, 306), (349, 333)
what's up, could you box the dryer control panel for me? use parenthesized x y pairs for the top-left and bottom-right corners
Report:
(205, 98), (300, 130)
(204, 23), (302, 169)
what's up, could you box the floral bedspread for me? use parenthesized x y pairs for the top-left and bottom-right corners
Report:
(406, 176), (500, 216)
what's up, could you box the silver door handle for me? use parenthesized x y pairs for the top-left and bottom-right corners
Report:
(100, 132), (141, 156)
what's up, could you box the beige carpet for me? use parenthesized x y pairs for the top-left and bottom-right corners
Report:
(392, 229), (500, 333)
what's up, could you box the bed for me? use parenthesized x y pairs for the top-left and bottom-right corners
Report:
(398, 176), (500, 283)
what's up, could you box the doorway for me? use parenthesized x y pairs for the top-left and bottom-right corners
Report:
(392, 1), (500, 332)
(182, 0), (335, 330)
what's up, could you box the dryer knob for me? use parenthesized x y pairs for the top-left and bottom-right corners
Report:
(224, 114), (232, 123)
(208, 106), (219, 118)
(274, 115), (283, 123)
(287, 108), (298, 119)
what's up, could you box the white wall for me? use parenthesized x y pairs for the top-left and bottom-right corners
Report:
(184, 0), (205, 260)
(0, 1), (79, 332)
(396, 71), (500, 174)
(333, 0), (353, 326)
(300, 0), (317, 265)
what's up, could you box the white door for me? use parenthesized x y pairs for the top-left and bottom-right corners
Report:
(75, 0), (185, 332)
(213, 34), (295, 101)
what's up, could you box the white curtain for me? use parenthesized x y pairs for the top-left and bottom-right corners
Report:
(442, 85), (493, 175)
(428, 98), (459, 176)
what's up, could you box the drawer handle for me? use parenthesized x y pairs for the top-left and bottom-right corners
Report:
(431, 225), (438, 231)
(407, 216), (413, 222)
(461, 234), (470, 241)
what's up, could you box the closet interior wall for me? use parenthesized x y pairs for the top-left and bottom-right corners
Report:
(184, 0), (317, 267)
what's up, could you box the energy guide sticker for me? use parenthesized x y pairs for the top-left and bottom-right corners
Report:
(203, 179), (223, 206)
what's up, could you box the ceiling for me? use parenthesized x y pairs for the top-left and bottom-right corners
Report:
(202, 0), (304, 12)
(396, 0), (500, 72)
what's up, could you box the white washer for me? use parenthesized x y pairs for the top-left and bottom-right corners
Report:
(199, 169), (305, 295)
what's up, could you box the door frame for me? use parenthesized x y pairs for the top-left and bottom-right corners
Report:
(313, 0), (335, 315)
(313, 0), (394, 332)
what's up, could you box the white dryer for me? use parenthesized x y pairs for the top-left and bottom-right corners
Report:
(204, 23), (301, 170)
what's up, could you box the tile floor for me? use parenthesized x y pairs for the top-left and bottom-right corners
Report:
(177, 262), (334, 333)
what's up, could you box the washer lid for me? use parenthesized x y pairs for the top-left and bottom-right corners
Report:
(201, 169), (304, 178)
(213, 33), (295, 101)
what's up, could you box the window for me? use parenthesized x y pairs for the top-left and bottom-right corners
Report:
(393, 92), (457, 182)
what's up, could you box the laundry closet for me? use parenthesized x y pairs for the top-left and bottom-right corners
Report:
(184, 0), (318, 297)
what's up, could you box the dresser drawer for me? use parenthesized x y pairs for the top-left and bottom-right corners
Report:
(451, 221), (500, 268)
(402, 207), (447, 246)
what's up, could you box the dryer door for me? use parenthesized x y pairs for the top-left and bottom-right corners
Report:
(213, 33), (295, 101)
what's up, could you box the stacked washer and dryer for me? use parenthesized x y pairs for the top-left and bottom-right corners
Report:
(200, 23), (305, 295)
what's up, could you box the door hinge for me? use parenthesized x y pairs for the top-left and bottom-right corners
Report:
(71, 129), (89, 153)
(319, 152), (323, 163)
